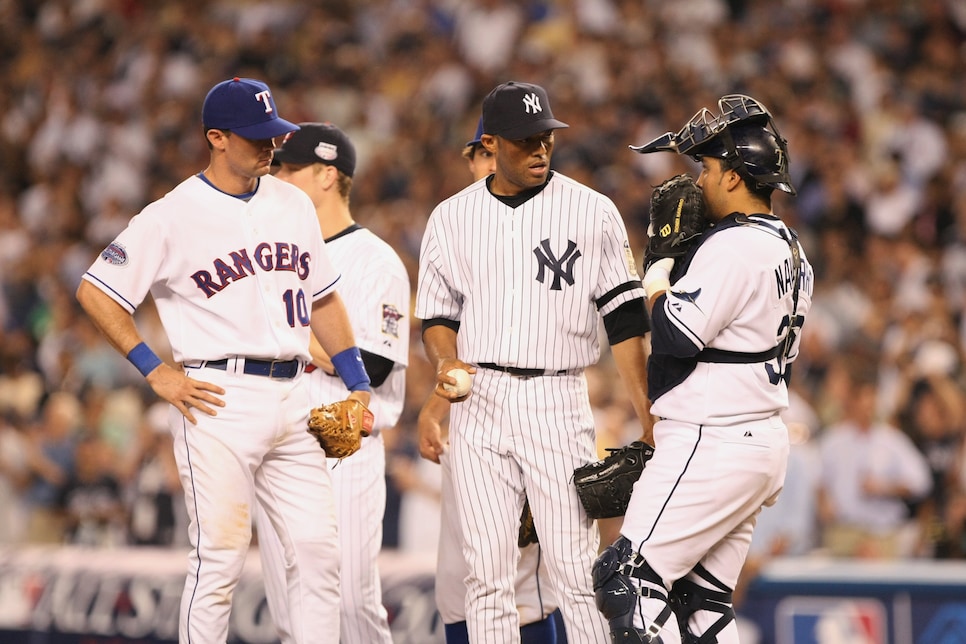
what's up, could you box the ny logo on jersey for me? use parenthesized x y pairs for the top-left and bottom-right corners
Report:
(522, 93), (543, 114)
(254, 90), (274, 113)
(533, 239), (581, 290)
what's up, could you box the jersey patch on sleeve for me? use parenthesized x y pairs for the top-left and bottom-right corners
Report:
(382, 303), (403, 338)
(100, 242), (129, 267)
(623, 240), (640, 279)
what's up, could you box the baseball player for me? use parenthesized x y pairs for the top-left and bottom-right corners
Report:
(417, 117), (562, 644)
(75, 77), (372, 644)
(257, 122), (410, 644)
(595, 94), (814, 643)
(416, 81), (653, 644)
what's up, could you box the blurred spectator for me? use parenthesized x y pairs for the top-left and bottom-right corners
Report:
(896, 374), (966, 557)
(817, 374), (933, 558)
(58, 432), (126, 547)
(119, 401), (187, 547)
(0, 412), (30, 544)
(22, 391), (82, 543)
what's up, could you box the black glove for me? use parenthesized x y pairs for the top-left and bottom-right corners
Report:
(573, 442), (654, 519)
(644, 174), (708, 268)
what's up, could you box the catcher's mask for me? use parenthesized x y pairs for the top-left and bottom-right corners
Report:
(630, 94), (796, 195)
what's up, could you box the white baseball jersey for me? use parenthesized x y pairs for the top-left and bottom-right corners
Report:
(621, 212), (814, 641)
(312, 225), (409, 431)
(82, 173), (339, 363)
(416, 171), (644, 644)
(416, 171), (644, 369)
(649, 213), (814, 424)
(83, 173), (345, 644)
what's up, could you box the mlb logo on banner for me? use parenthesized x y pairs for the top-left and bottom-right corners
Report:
(775, 597), (886, 644)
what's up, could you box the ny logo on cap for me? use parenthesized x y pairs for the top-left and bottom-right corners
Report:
(255, 90), (274, 114)
(522, 93), (543, 114)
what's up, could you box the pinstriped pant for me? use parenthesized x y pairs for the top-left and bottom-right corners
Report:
(449, 368), (608, 644)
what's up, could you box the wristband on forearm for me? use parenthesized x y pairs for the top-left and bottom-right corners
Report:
(330, 346), (372, 392)
(127, 342), (163, 377)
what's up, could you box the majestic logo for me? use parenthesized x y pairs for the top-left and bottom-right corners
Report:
(100, 242), (128, 266)
(382, 304), (403, 338)
(314, 142), (338, 162)
(522, 93), (543, 114)
(533, 239), (581, 290)
(254, 89), (273, 113)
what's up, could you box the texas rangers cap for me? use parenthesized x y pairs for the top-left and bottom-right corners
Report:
(202, 77), (299, 140)
(273, 122), (356, 177)
(482, 81), (569, 140)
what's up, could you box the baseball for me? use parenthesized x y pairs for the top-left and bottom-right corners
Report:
(443, 368), (472, 397)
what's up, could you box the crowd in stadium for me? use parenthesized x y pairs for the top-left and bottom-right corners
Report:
(1, 0), (965, 579)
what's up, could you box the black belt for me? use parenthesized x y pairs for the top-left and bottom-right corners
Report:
(478, 362), (571, 377)
(202, 357), (301, 379)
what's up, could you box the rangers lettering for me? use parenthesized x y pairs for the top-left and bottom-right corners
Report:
(191, 243), (310, 297)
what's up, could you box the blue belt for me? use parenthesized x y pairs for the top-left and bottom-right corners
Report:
(202, 357), (301, 379)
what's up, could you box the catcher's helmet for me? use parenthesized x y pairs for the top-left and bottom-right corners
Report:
(690, 121), (796, 195)
(630, 94), (796, 195)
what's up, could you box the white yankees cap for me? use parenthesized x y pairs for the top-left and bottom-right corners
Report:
(482, 81), (569, 140)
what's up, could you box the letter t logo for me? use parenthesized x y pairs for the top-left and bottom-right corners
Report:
(254, 90), (274, 114)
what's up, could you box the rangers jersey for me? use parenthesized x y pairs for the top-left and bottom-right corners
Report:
(82, 174), (340, 363)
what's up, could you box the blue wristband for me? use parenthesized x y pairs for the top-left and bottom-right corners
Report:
(127, 342), (162, 377)
(330, 347), (371, 392)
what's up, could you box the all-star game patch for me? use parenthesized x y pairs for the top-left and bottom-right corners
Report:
(382, 303), (402, 338)
(623, 239), (640, 278)
(101, 242), (129, 266)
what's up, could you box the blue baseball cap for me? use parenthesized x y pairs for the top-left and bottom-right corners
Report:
(202, 77), (299, 140)
(465, 116), (484, 148)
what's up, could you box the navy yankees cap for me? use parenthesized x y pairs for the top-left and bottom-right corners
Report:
(482, 81), (569, 140)
(202, 77), (299, 140)
(273, 122), (356, 177)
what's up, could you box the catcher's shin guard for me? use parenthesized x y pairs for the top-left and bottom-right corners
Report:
(669, 565), (735, 644)
(593, 537), (674, 643)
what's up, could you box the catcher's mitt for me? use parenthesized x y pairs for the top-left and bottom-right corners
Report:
(645, 174), (708, 266)
(518, 496), (538, 547)
(573, 441), (654, 519)
(307, 399), (374, 459)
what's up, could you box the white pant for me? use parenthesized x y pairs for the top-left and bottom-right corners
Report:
(449, 368), (608, 644)
(173, 366), (340, 644)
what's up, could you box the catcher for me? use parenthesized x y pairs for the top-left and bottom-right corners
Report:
(574, 175), (705, 538)
(590, 95), (811, 644)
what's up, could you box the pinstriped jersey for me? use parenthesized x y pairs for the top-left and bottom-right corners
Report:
(311, 226), (409, 431)
(416, 171), (645, 370)
(649, 214), (814, 425)
(82, 174), (340, 363)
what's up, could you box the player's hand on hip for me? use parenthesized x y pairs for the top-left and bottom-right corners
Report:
(146, 363), (226, 425)
(417, 393), (449, 463)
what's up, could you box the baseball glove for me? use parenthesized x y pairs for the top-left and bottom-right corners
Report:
(518, 496), (538, 547)
(573, 441), (655, 519)
(645, 174), (708, 266)
(307, 399), (374, 459)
